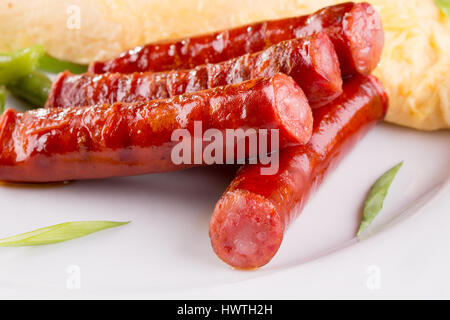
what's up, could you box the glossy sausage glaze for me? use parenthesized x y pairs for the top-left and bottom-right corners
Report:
(47, 33), (342, 109)
(0, 74), (312, 183)
(88, 2), (383, 76)
(209, 75), (388, 269)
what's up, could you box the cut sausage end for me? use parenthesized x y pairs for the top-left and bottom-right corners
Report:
(0, 109), (17, 169)
(272, 74), (313, 146)
(209, 190), (284, 269)
(308, 32), (343, 107)
(344, 2), (384, 75)
(45, 71), (69, 109)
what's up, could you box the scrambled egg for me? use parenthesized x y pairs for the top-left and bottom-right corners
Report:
(0, 0), (449, 130)
(369, 0), (450, 130)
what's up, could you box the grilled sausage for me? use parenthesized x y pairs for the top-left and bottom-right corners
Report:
(209, 75), (388, 269)
(89, 2), (384, 76)
(0, 74), (312, 183)
(47, 33), (342, 109)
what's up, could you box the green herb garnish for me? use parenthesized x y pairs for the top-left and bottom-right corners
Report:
(357, 162), (403, 237)
(0, 221), (130, 247)
(435, 0), (450, 17)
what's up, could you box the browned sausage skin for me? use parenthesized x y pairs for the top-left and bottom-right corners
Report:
(47, 33), (342, 109)
(0, 74), (312, 183)
(88, 2), (384, 76)
(209, 75), (388, 269)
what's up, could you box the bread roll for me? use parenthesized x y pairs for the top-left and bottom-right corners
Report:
(1, 0), (449, 130)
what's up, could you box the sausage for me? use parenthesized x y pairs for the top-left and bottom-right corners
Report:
(209, 75), (388, 269)
(0, 74), (313, 183)
(46, 33), (342, 109)
(88, 2), (384, 76)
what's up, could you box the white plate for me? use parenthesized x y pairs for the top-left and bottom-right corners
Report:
(0, 94), (449, 299)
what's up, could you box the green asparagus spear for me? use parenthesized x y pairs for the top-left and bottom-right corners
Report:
(0, 87), (6, 114)
(1, 45), (88, 108)
(0, 46), (44, 85)
(6, 71), (51, 108)
(39, 53), (88, 74)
